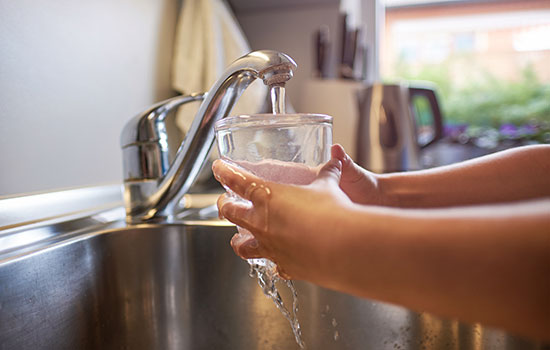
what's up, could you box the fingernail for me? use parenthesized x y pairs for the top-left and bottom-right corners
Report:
(217, 197), (228, 219)
(219, 203), (228, 220)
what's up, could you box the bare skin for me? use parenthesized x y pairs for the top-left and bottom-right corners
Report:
(212, 144), (550, 341)
(337, 144), (550, 208)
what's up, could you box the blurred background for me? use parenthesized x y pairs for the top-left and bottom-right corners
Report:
(382, 0), (550, 147)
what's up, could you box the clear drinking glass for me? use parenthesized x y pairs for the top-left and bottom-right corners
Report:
(214, 113), (333, 349)
(214, 113), (333, 265)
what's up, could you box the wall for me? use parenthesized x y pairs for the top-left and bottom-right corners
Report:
(232, 2), (341, 111)
(232, 0), (382, 111)
(232, 1), (383, 159)
(0, 0), (179, 196)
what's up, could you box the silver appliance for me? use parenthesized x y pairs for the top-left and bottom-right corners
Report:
(356, 83), (444, 173)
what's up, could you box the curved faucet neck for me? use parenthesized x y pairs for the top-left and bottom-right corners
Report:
(122, 50), (297, 223)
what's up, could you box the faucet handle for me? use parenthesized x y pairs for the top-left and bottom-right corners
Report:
(121, 93), (206, 182)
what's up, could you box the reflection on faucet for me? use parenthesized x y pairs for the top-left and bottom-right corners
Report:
(120, 50), (297, 223)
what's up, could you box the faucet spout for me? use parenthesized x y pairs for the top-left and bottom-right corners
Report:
(121, 50), (297, 223)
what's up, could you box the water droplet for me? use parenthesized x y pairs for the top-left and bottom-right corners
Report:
(227, 165), (247, 181)
(248, 264), (256, 278)
(244, 182), (272, 200)
(331, 318), (338, 327)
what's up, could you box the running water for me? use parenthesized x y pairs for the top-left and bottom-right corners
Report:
(248, 258), (305, 348)
(238, 159), (317, 349)
(270, 84), (286, 114)
(241, 86), (310, 348)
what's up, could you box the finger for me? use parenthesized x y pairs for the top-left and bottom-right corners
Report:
(230, 231), (264, 259)
(276, 265), (293, 280)
(331, 143), (347, 162)
(217, 193), (252, 227)
(212, 160), (271, 204)
(332, 144), (366, 185)
(315, 156), (342, 186)
(217, 192), (270, 235)
(332, 143), (355, 171)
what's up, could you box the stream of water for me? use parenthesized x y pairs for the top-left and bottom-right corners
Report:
(246, 84), (306, 348)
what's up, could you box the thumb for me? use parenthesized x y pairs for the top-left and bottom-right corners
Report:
(331, 144), (366, 185)
(315, 157), (342, 186)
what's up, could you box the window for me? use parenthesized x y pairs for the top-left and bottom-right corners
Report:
(382, 0), (550, 147)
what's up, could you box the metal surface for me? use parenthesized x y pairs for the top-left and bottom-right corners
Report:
(121, 94), (206, 182)
(0, 189), (225, 262)
(120, 50), (297, 223)
(0, 185), (123, 230)
(0, 221), (542, 349)
(356, 83), (444, 173)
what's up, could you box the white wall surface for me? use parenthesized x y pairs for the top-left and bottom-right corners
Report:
(0, 0), (179, 196)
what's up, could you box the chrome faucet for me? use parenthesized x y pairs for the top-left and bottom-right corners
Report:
(120, 50), (297, 223)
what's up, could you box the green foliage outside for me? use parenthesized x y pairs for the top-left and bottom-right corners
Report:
(387, 59), (550, 145)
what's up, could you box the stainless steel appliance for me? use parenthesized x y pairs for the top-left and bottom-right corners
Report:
(356, 83), (444, 173)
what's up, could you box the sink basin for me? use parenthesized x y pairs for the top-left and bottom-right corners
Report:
(0, 221), (541, 349)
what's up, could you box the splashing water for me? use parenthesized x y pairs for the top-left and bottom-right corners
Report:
(248, 258), (305, 348)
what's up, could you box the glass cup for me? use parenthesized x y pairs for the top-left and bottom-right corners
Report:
(214, 113), (333, 267)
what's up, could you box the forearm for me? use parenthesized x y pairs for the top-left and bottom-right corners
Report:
(379, 145), (550, 208)
(321, 199), (550, 340)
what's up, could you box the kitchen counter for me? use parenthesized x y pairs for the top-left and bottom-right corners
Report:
(421, 139), (530, 169)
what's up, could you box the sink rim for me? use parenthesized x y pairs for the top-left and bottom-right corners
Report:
(0, 185), (230, 264)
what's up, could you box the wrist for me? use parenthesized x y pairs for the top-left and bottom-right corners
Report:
(376, 173), (427, 208)
(376, 173), (401, 207)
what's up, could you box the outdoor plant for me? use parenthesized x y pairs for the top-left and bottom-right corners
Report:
(390, 60), (550, 147)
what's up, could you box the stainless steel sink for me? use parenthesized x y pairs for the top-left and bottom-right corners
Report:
(0, 188), (543, 349)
